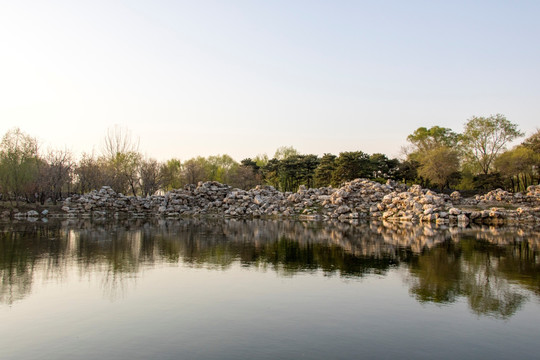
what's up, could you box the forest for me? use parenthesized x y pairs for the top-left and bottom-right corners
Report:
(0, 114), (538, 204)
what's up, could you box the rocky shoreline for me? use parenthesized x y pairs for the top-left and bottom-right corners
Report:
(6, 179), (540, 225)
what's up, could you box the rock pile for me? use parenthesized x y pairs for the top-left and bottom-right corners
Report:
(57, 179), (540, 225)
(467, 185), (540, 205)
(63, 186), (163, 218)
(371, 185), (454, 223)
(526, 185), (540, 198)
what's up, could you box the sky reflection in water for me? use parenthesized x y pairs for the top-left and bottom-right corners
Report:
(1, 219), (539, 359)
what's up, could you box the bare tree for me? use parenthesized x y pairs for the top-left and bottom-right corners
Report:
(101, 126), (142, 195)
(74, 153), (105, 194)
(38, 149), (74, 204)
(102, 125), (140, 160)
(139, 158), (162, 196)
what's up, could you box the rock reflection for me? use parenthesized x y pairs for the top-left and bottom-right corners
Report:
(0, 219), (538, 318)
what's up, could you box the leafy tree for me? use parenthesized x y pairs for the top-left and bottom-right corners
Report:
(254, 153), (269, 167)
(461, 114), (523, 175)
(521, 129), (540, 184)
(522, 128), (540, 153)
(160, 158), (182, 190)
(417, 146), (460, 190)
(182, 157), (210, 185)
(207, 154), (237, 184)
(407, 126), (460, 154)
(105, 151), (141, 195)
(495, 146), (538, 191)
(0, 128), (40, 203)
(273, 146), (299, 160)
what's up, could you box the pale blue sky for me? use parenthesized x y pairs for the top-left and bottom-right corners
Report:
(1, 0), (538, 161)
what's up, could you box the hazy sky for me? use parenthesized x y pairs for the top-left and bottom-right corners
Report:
(1, 0), (539, 161)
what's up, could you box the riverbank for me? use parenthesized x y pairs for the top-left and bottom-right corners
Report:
(3, 179), (540, 225)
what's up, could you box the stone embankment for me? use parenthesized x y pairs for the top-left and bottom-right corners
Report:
(7, 180), (540, 225)
(52, 179), (540, 225)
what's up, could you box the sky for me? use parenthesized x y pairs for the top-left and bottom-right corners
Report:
(1, 0), (539, 162)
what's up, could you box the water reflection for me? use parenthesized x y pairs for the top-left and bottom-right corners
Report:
(1, 219), (539, 319)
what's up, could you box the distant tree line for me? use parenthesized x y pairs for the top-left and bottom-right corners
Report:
(0, 115), (538, 204)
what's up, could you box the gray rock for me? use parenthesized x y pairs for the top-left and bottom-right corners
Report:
(27, 210), (39, 217)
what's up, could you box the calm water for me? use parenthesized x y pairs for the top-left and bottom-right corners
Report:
(1, 219), (539, 360)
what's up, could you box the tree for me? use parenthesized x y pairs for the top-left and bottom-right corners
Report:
(522, 128), (540, 153)
(74, 153), (105, 194)
(227, 164), (260, 189)
(332, 151), (371, 186)
(461, 114), (523, 175)
(394, 159), (419, 185)
(207, 154), (237, 184)
(261, 158), (280, 189)
(370, 153), (399, 181)
(521, 129), (540, 184)
(107, 151), (141, 195)
(417, 146), (460, 190)
(407, 126), (460, 154)
(101, 126), (142, 195)
(139, 158), (163, 196)
(314, 153), (336, 187)
(296, 154), (319, 189)
(102, 125), (139, 159)
(254, 153), (269, 167)
(276, 154), (319, 191)
(273, 146), (299, 160)
(0, 128), (40, 203)
(37, 149), (73, 204)
(160, 158), (182, 190)
(182, 157), (210, 185)
(241, 158), (260, 174)
(495, 146), (538, 191)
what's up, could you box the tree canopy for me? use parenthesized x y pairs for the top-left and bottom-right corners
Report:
(461, 114), (523, 175)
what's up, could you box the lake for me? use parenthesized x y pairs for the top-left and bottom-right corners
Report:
(1, 219), (539, 359)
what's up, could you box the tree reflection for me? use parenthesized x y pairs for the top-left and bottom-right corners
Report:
(0, 223), (68, 305)
(0, 219), (538, 319)
(407, 237), (532, 319)
(408, 242), (462, 303)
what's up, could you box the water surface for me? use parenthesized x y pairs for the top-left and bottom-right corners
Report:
(1, 219), (539, 359)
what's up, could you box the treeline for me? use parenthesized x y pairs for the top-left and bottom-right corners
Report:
(0, 115), (538, 204)
(403, 114), (539, 192)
